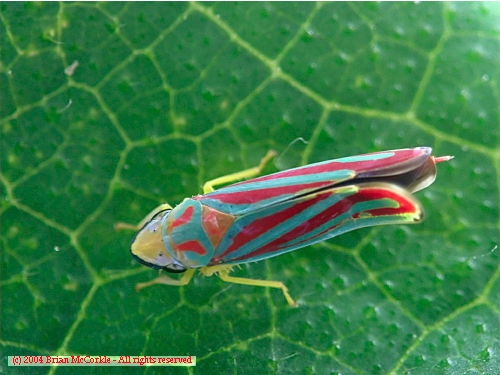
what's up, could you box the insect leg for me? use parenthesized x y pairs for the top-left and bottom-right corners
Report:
(114, 203), (173, 231)
(202, 150), (277, 194)
(135, 268), (196, 292)
(217, 270), (297, 307)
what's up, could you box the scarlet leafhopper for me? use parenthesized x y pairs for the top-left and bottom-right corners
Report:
(116, 147), (451, 306)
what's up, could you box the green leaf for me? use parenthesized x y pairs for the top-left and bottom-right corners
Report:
(1, 2), (498, 375)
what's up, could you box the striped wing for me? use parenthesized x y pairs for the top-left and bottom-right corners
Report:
(208, 182), (423, 265)
(196, 148), (432, 215)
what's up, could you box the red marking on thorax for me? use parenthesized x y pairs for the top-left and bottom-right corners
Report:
(201, 206), (235, 248)
(176, 240), (207, 255)
(172, 205), (194, 228)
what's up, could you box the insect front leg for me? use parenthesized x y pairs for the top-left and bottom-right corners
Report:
(135, 269), (196, 292)
(203, 150), (277, 194)
(114, 203), (173, 231)
(201, 265), (297, 307)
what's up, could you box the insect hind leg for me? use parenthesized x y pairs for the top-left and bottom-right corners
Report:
(201, 265), (297, 307)
(202, 150), (277, 194)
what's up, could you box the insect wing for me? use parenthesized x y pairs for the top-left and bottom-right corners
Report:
(196, 148), (432, 216)
(209, 182), (422, 265)
(196, 169), (355, 216)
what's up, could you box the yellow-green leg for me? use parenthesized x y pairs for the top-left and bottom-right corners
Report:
(219, 273), (297, 307)
(201, 265), (297, 307)
(203, 150), (277, 194)
(114, 203), (173, 231)
(135, 269), (196, 292)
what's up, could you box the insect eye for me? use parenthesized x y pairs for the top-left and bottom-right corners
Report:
(152, 209), (170, 220)
(144, 209), (171, 232)
(163, 262), (187, 273)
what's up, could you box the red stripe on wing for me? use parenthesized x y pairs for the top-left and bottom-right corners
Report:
(211, 192), (332, 263)
(199, 181), (329, 205)
(228, 185), (419, 263)
(231, 148), (427, 186)
(350, 187), (417, 217)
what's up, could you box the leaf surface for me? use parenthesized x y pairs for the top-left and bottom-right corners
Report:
(1, 2), (499, 374)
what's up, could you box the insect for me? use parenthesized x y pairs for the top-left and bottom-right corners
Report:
(116, 147), (451, 306)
